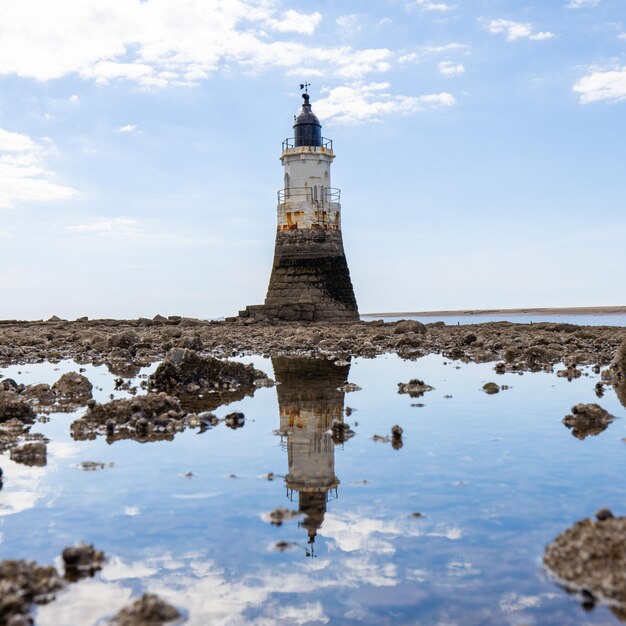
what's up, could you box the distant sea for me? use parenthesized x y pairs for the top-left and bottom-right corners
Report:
(363, 313), (626, 327)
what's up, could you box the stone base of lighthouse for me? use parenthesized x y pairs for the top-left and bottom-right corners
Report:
(239, 229), (359, 323)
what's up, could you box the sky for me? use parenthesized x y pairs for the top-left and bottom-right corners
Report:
(0, 0), (625, 320)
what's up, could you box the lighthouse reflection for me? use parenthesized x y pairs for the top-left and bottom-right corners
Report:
(272, 356), (351, 556)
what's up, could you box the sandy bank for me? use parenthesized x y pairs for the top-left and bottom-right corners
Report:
(363, 305), (626, 318)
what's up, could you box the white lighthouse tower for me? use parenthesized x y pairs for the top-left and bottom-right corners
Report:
(239, 87), (359, 322)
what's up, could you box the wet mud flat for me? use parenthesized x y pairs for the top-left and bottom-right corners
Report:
(2, 319), (626, 624)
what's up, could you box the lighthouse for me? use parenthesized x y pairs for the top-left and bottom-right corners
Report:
(239, 87), (359, 322)
(272, 356), (351, 552)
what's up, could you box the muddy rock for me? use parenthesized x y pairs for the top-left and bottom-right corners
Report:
(10, 442), (46, 467)
(544, 512), (626, 618)
(51, 372), (93, 404)
(110, 593), (181, 626)
(562, 403), (616, 439)
(398, 379), (434, 398)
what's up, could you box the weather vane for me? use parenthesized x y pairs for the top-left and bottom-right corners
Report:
(299, 82), (310, 94)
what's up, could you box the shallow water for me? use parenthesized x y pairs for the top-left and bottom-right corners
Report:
(367, 312), (626, 327)
(1, 354), (625, 625)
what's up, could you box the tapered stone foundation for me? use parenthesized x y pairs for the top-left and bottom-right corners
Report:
(241, 230), (359, 322)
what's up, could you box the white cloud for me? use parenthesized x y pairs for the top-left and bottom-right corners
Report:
(398, 52), (420, 63)
(619, 33), (626, 40)
(315, 82), (455, 124)
(565, 0), (600, 7)
(0, 129), (78, 209)
(426, 43), (468, 53)
(68, 94), (79, 103)
(486, 19), (555, 41)
(438, 60), (465, 76)
(336, 15), (360, 31)
(118, 124), (138, 133)
(266, 9), (321, 36)
(66, 217), (140, 236)
(573, 67), (626, 103)
(415, 0), (452, 11)
(0, 1), (388, 85)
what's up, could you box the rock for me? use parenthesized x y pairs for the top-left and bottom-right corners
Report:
(462, 332), (477, 345)
(397, 379), (434, 398)
(62, 543), (105, 581)
(110, 593), (181, 626)
(0, 559), (64, 623)
(150, 348), (265, 396)
(596, 508), (614, 521)
(395, 334), (422, 349)
(556, 366), (582, 380)
(23, 384), (55, 407)
(266, 508), (300, 526)
(0, 391), (35, 421)
(179, 334), (203, 351)
(10, 442), (46, 466)
(107, 330), (140, 350)
(51, 372), (93, 404)
(482, 382), (500, 394)
(7, 615), (34, 626)
(393, 320), (427, 335)
(224, 412), (245, 429)
(544, 513), (626, 618)
(71, 394), (185, 443)
(391, 424), (403, 450)
(562, 403), (616, 439)
(330, 419), (355, 443)
(610, 338), (626, 381)
(337, 382), (361, 393)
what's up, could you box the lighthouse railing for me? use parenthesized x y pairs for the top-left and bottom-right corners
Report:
(282, 137), (333, 151)
(278, 187), (340, 205)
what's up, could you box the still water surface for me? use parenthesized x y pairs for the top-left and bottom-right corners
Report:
(1, 354), (625, 625)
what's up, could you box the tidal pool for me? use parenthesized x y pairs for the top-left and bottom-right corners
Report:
(1, 353), (625, 625)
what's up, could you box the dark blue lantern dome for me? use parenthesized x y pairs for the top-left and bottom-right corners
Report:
(293, 93), (322, 147)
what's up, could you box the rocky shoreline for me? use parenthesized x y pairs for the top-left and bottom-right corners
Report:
(0, 316), (624, 374)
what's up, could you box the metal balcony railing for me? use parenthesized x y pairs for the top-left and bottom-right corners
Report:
(282, 137), (333, 151)
(278, 186), (341, 205)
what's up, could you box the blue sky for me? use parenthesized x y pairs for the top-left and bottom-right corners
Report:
(0, 0), (625, 319)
